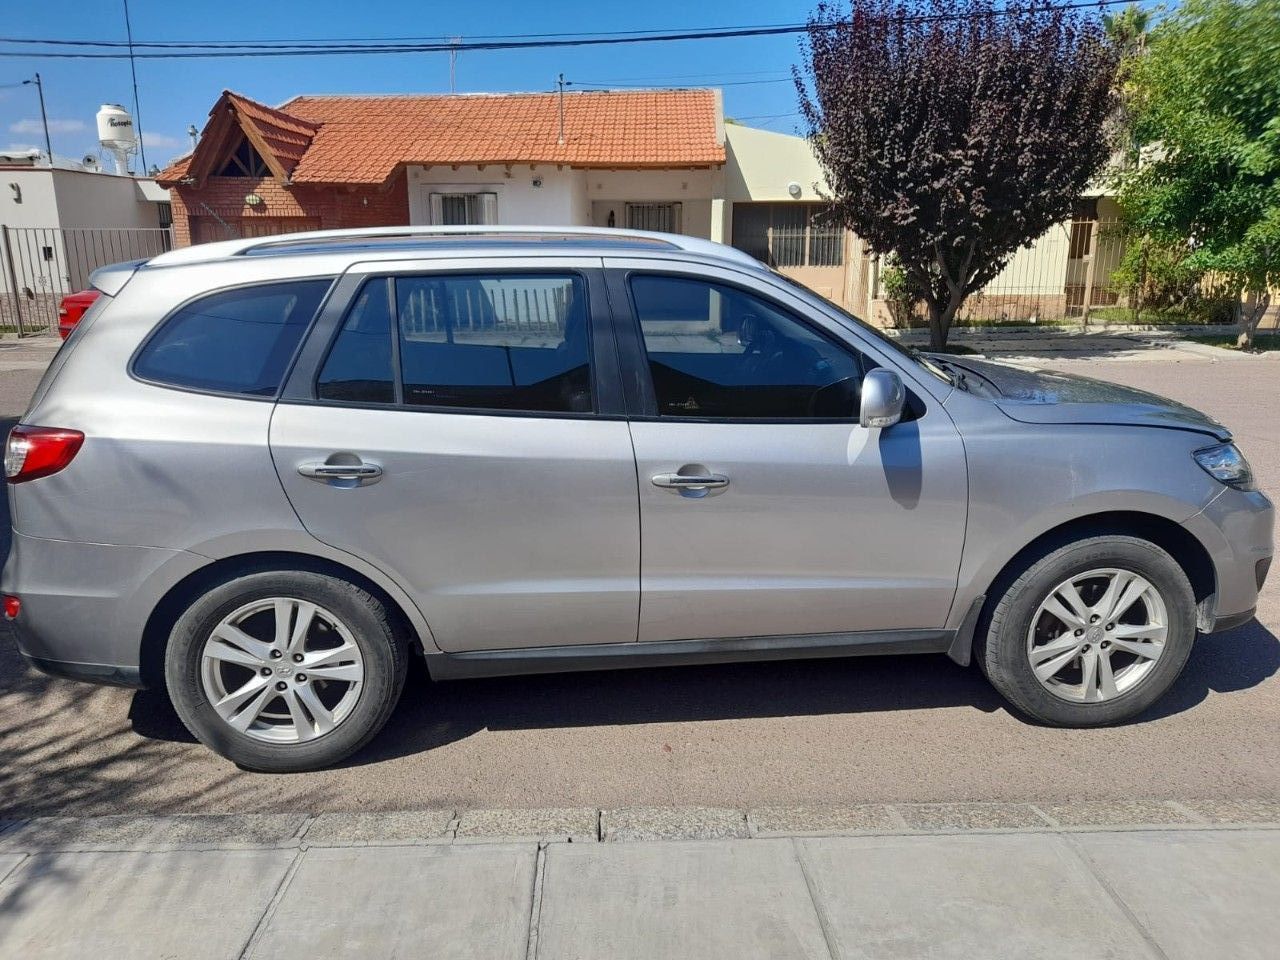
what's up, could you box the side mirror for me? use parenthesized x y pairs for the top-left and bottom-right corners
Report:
(860, 368), (905, 429)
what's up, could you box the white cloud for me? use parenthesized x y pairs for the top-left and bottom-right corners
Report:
(9, 118), (86, 135)
(2, 143), (38, 152)
(141, 131), (184, 149)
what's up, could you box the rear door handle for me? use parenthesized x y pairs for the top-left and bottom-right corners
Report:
(651, 472), (729, 491)
(298, 455), (383, 486)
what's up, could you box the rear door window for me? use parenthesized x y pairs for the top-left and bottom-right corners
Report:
(134, 279), (332, 396)
(315, 272), (594, 414)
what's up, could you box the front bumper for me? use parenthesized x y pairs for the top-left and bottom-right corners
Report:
(1182, 487), (1274, 632)
(2, 531), (206, 687)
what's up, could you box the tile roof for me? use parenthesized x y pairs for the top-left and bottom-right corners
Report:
(158, 88), (724, 186)
(225, 92), (317, 174)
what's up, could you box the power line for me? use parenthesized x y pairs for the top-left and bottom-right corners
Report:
(0, 3), (1134, 60)
(569, 77), (793, 89)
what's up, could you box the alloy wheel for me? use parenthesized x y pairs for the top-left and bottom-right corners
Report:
(1025, 568), (1168, 704)
(199, 597), (364, 743)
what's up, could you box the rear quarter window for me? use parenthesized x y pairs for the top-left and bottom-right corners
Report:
(133, 279), (332, 396)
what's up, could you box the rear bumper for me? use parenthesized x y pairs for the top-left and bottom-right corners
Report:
(1182, 487), (1273, 632)
(2, 531), (206, 687)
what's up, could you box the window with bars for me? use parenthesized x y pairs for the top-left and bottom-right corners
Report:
(429, 192), (498, 226)
(731, 203), (844, 268)
(625, 202), (682, 234)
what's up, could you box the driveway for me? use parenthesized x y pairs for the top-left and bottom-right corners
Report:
(1, 340), (1276, 816)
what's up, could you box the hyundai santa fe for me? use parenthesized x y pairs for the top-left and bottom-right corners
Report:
(3, 226), (1272, 772)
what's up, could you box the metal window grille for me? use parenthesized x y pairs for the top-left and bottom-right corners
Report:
(625, 202), (682, 234)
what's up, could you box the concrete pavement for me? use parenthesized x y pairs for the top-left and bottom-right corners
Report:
(1, 806), (1278, 959)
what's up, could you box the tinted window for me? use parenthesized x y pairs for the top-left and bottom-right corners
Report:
(135, 279), (331, 396)
(317, 279), (394, 404)
(395, 274), (592, 413)
(630, 275), (863, 419)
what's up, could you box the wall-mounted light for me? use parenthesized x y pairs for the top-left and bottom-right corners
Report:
(531, 176), (543, 188)
(8, 183), (20, 203)
(787, 181), (802, 199)
(244, 193), (263, 207)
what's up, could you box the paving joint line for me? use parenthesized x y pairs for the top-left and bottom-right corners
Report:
(1061, 832), (1172, 960)
(0, 852), (29, 887)
(791, 836), (841, 960)
(235, 847), (308, 960)
(1026, 803), (1061, 828)
(525, 842), (549, 960)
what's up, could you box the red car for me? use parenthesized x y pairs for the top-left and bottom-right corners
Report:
(57, 289), (101, 339)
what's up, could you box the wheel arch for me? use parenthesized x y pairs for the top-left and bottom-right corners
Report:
(951, 510), (1217, 668)
(139, 551), (427, 689)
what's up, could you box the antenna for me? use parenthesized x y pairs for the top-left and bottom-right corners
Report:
(557, 73), (565, 145)
(449, 36), (462, 93)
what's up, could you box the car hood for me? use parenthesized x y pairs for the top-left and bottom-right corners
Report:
(936, 355), (1231, 440)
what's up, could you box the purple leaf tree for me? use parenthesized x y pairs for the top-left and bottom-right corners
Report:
(797, 0), (1119, 348)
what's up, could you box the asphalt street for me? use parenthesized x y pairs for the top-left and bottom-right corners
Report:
(1, 337), (1277, 816)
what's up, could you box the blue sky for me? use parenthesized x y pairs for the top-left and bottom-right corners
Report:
(1, 1), (821, 171)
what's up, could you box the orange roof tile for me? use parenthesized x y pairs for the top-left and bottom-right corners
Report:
(158, 88), (724, 187)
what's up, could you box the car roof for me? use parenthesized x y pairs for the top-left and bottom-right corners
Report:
(142, 225), (765, 272)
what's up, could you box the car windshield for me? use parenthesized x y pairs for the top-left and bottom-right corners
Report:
(769, 269), (956, 387)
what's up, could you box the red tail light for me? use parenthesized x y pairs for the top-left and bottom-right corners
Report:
(4, 426), (85, 484)
(2, 595), (18, 620)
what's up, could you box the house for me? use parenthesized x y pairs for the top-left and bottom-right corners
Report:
(1, 152), (172, 332)
(158, 87), (1137, 327)
(157, 88), (878, 308)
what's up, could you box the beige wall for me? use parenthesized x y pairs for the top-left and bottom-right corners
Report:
(723, 124), (827, 202)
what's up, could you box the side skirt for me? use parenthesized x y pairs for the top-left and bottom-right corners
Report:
(425, 629), (955, 680)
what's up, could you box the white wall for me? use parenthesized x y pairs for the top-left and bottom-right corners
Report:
(585, 168), (719, 238)
(407, 163), (721, 239)
(406, 164), (588, 227)
(1, 168), (170, 300)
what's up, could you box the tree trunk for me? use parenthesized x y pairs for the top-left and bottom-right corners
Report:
(926, 300), (947, 350)
(1237, 291), (1271, 351)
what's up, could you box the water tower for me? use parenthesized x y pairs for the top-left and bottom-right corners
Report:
(96, 104), (137, 175)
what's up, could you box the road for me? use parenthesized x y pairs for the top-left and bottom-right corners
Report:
(1, 337), (1277, 816)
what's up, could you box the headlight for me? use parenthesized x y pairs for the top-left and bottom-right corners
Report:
(1193, 442), (1256, 491)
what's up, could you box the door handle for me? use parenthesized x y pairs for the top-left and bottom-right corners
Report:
(651, 472), (729, 491)
(297, 455), (383, 486)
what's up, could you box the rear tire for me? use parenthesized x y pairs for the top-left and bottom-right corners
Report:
(165, 569), (407, 772)
(980, 535), (1196, 727)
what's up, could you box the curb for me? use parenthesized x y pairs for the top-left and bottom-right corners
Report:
(2, 799), (1278, 853)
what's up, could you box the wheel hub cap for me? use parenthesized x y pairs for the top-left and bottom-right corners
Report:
(1026, 568), (1168, 704)
(199, 597), (364, 744)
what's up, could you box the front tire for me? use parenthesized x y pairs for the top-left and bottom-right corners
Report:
(980, 535), (1196, 727)
(165, 569), (407, 772)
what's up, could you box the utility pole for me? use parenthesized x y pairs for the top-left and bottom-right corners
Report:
(122, 0), (147, 172)
(557, 73), (565, 145)
(22, 74), (53, 165)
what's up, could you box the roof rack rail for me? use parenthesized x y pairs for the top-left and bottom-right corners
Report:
(145, 225), (761, 268)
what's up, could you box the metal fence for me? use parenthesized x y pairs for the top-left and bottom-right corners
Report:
(866, 219), (1156, 327)
(1, 225), (175, 336)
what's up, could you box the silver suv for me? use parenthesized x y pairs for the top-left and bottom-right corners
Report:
(3, 227), (1273, 772)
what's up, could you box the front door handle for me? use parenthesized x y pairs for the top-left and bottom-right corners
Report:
(652, 472), (729, 493)
(298, 454), (383, 486)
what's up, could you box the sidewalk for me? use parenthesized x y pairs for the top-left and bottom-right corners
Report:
(1, 802), (1277, 959)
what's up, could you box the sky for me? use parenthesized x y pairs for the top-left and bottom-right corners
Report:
(0, 0), (824, 172)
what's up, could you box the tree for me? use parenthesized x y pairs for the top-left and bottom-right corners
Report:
(1114, 0), (1279, 349)
(796, 0), (1118, 348)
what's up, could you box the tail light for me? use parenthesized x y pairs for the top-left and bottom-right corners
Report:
(4, 426), (85, 484)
